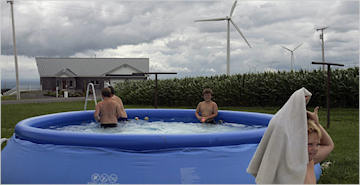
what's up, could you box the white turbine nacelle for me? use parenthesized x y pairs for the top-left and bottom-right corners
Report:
(195, 0), (251, 75)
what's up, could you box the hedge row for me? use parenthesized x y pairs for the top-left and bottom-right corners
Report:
(115, 67), (359, 108)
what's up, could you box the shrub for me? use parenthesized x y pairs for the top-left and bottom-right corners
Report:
(114, 67), (359, 108)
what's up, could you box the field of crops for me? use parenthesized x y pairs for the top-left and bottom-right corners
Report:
(115, 67), (359, 108)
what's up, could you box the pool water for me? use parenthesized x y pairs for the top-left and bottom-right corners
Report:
(48, 120), (265, 134)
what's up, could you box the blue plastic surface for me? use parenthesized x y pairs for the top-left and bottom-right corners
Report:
(2, 109), (322, 184)
(14, 109), (273, 150)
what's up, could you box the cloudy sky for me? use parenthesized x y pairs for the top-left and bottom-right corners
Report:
(1, 0), (359, 83)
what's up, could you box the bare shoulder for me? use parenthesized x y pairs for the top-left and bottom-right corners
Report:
(196, 101), (204, 110)
(198, 101), (205, 106)
(211, 101), (218, 107)
(96, 101), (103, 107)
(114, 100), (122, 107)
(113, 95), (122, 101)
(95, 101), (103, 111)
(112, 95), (123, 104)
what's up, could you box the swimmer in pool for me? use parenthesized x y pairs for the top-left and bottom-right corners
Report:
(94, 87), (123, 128)
(195, 88), (219, 124)
(108, 85), (128, 121)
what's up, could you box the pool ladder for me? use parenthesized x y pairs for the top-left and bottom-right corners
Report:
(84, 83), (101, 110)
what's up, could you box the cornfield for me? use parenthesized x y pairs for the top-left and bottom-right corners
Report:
(115, 67), (359, 108)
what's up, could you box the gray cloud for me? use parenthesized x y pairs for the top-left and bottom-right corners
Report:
(1, 0), (358, 80)
(2, 1), (200, 56)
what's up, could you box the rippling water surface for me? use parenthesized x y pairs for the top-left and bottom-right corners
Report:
(48, 119), (264, 134)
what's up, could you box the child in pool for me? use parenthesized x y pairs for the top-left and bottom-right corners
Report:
(94, 87), (123, 128)
(195, 88), (218, 123)
(304, 107), (334, 184)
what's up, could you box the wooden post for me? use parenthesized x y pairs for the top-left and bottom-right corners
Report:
(326, 65), (331, 128)
(154, 74), (158, 108)
(132, 72), (177, 108)
(312, 61), (344, 128)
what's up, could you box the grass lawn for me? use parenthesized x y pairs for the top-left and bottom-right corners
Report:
(1, 101), (358, 184)
(1, 95), (17, 101)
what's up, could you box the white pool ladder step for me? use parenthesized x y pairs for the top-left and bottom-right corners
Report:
(84, 83), (99, 110)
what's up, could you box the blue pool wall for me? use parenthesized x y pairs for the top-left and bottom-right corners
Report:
(2, 109), (322, 184)
(14, 109), (272, 150)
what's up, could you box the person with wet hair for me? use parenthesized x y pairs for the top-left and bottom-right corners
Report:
(108, 86), (127, 121)
(94, 87), (123, 128)
(195, 88), (218, 124)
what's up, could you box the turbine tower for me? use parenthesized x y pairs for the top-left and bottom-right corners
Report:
(195, 0), (251, 75)
(281, 43), (303, 71)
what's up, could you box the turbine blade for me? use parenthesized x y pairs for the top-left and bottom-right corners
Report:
(194, 17), (227, 22)
(293, 43), (303, 51)
(230, 19), (251, 48)
(281, 46), (292, 52)
(230, 0), (238, 17)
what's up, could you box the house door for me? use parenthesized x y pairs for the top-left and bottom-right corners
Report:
(62, 80), (67, 89)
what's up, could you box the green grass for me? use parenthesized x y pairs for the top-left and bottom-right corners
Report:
(315, 108), (359, 184)
(1, 102), (358, 183)
(1, 101), (95, 138)
(1, 95), (17, 101)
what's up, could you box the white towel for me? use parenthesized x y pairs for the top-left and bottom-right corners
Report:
(247, 87), (312, 184)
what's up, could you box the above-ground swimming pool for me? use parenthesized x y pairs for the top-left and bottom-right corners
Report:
(2, 109), (321, 184)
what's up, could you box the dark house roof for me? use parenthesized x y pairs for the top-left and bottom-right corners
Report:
(36, 57), (149, 77)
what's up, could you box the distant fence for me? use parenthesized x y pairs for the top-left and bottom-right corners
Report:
(115, 67), (359, 108)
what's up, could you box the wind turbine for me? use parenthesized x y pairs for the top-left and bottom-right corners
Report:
(195, 0), (251, 75)
(281, 43), (303, 71)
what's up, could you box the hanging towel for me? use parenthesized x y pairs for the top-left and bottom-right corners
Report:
(247, 87), (312, 184)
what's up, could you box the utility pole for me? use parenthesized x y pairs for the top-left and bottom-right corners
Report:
(316, 26), (328, 71)
(7, 0), (20, 100)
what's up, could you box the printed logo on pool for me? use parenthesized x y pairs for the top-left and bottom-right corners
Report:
(89, 173), (118, 184)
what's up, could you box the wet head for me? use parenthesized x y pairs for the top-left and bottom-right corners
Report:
(202, 88), (213, 102)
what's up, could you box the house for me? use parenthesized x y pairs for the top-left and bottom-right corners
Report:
(36, 57), (149, 93)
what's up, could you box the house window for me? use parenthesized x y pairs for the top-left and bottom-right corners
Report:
(69, 80), (73, 87)
(89, 80), (99, 85)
